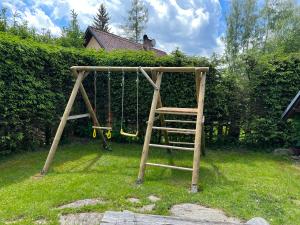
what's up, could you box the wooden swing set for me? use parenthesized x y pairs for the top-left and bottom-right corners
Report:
(41, 66), (208, 192)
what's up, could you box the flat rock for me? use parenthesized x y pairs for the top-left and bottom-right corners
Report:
(246, 217), (269, 225)
(170, 203), (242, 224)
(100, 211), (242, 225)
(127, 197), (140, 203)
(58, 198), (105, 209)
(138, 204), (155, 212)
(60, 213), (103, 225)
(148, 195), (161, 202)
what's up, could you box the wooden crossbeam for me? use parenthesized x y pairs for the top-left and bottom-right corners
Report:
(164, 119), (196, 124)
(146, 162), (193, 171)
(149, 143), (194, 151)
(155, 107), (198, 116)
(65, 113), (90, 120)
(152, 126), (195, 133)
(71, 66), (209, 73)
(169, 141), (194, 145)
(92, 126), (112, 130)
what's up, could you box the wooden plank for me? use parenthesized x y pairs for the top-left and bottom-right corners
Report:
(146, 162), (193, 171)
(71, 66), (209, 73)
(65, 113), (90, 120)
(168, 130), (196, 135)
(156, 107), (198, 115)
(165, 119), (196, 124)
(169, 141), (194, 145)
(92, 126), (112, 130)
(152, 126), (196, 134)
(137, 72), (163, 184)
(191, 72), (207, 193)
(149, 143), (194, 151)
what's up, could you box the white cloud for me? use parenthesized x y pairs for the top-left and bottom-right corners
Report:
(145, 0), (223, 56)
(23, 8), (62, 36)
(2, 0), (225, 56)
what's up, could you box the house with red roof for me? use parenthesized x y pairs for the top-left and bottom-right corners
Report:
(84, 26), (166, 56)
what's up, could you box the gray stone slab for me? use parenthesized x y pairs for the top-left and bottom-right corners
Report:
(60, 212), (103, 225)
(170, 203), (242, 224)
(100, 211), (242, 225)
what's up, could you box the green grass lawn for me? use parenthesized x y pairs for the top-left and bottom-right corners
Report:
(0, 141), (299, 225)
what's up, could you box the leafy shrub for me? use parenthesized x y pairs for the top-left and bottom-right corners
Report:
(244, 53), (300, 147)
(1, 32), (227, 155)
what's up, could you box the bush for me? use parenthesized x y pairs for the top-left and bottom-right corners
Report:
(244, 53), (300, 147)
(1, 32), (226, 155)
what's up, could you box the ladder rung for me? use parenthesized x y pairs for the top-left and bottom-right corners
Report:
(65, 113), (90, 120)
(155, 107), (197, 116)
(167, 130), (195, 135)
(149, 143), (194, 151)
(169, 141), (194, 146)
(92, 126), (112, 130)
(152, 126), (196, 134)
(146, 162), (193, 171)
(164, 119), (196, 124)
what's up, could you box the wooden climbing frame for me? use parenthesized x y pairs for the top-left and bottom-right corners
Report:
(40, 66), (208, 193)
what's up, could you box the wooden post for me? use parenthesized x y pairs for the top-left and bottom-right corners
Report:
(191, 72), (206, 193)
(137, 72), (163, 184)
(41, 71), (85, 175)
(151, 71), (169, 146)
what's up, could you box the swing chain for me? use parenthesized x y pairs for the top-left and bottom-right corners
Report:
(136, 68), (139, 132)
(121, 69), (125, 131)
(106, 67), (112, 140)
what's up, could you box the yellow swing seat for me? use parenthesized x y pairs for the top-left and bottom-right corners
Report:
(120, 69), (139, 138)
(120, 128), (138, 137)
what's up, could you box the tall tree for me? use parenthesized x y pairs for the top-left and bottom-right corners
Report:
(93, 3), (110, 32)
(122, 0), (148, 42)
(60, 9), (84, 48)
(225, 0), (258, 61)
(260, 0), (300, 52)
(0, 7), (8, 32)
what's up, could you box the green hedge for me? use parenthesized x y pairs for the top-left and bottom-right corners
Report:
(1, 32), (233, 155)
(244, 53), (300, 147)
(4, 32), (297, 155)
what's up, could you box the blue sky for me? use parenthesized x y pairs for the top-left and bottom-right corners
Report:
(1, 0), (232, 56)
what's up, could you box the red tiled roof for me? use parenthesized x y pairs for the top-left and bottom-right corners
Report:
(85, 26), (167, 56)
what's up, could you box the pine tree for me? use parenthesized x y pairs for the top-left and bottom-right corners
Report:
(93, 3), (110, 32)
(122, 0), (148, 43)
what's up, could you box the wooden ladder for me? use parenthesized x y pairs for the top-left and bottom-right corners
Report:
(137, 70), (207, 193)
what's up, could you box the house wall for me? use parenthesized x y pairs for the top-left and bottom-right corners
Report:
(86, 37), (102, 50)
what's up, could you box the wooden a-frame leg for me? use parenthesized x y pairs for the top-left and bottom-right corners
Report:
(196, 72), (206, 157)
(79, 83), (109, 149)
(41, 71), (85, 175)
(72, 70), (109, 149)
(191, 72), (206, 193)
(137, 72), (163, 184)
